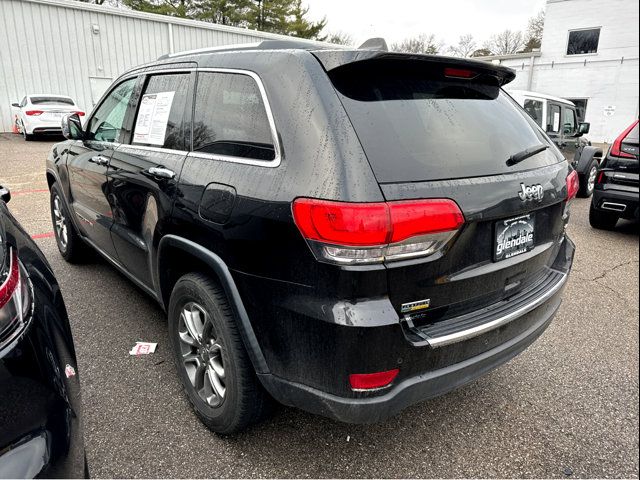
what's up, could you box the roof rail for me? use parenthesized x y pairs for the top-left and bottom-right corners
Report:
(158, 39), (330, 60)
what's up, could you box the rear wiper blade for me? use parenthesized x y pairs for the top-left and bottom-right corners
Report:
(507, 144), (549, 167)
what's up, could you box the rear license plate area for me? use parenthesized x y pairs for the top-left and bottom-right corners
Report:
(494, 213), (535, 261)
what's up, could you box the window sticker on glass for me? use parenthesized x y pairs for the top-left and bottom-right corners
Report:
(134, 91), (175, 145)
(553, 111), (561, 133)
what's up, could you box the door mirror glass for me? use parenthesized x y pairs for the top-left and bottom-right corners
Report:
(578, 122), (590, 135)
(0, 185), (10, 203)
(62, 113), (85, 140)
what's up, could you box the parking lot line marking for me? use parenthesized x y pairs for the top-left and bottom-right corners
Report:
(31, 231), (55, 239)
(11, 188), (50, 196)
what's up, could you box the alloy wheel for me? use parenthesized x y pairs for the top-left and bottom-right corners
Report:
(178, 302), (226, 407)
(52, 194), (68, 249)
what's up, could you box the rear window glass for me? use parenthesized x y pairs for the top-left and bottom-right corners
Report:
(329, 60), (559, 183)
(30, 96), (74, 105)
(624, 124), (639, 144)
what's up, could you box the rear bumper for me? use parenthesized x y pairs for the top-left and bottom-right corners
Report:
(250, 237), (574, 423)
(259, 293), (559, 423)
(592, 186), (639, 219)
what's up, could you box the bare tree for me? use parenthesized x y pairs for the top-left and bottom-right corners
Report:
(391, 34), (442, 55)
(522, 9), (545, 52)
(326, 31), (354, 46)
(483, 29), (525, 55)
(448, 34), (476, 58)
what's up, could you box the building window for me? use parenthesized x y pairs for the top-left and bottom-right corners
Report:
(567, 99), (588, 122)
(567, 28), (600, 55)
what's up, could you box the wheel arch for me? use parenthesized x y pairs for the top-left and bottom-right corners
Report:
(576, 145), (603, 175)
(157, 235), (269, 374)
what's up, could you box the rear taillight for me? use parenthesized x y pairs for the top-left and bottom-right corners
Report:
(610, 121), (638, 159)
(292, 198), (464, 265)
(24, 110), (43, 116)
(73, 111), (85, 117)
(566, 170), (579, 202)
(0, 248), (33, 344)
(349, 369), (399, 391)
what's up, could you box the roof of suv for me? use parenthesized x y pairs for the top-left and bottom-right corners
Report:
(141, 40), (516, 86)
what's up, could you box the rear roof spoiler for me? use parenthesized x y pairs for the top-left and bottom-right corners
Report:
(312, 51), (516, 86)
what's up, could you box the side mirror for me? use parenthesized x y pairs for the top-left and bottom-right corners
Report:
(578, 122), (590, 135)
(61, 113), (85, 140)
(11, 103), (19, 108)
(0, 185), (10, 203)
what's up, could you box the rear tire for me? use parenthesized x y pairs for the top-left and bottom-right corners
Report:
(168, 273), (272, 435)
(589, 202), (618, 230)
(22, 127), (33, 141)
(578, 159), (598, 198)
(50, 182), (88, 263)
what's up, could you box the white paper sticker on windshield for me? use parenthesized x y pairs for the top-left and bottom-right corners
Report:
(552, 111), (560, 133)
(133, 91), (175, 145)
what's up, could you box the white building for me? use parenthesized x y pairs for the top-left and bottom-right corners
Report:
(0, 0), (329, 133)
(481, 0), (639, 143)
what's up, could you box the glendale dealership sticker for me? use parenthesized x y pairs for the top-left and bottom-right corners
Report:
(494, 214), (536, 261)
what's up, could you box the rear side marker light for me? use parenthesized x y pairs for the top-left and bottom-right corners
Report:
(292, 198), (465, 265)
(25, 110), (43, 116)
(349, 369), (399, 391)
(610, 120), (638, 159)
(566, 170), (579, 202)
(597, 171), (606, 184)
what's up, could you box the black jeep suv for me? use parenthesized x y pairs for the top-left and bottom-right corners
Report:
(590, 120), (639, 229)
(46, 41), (576, 434)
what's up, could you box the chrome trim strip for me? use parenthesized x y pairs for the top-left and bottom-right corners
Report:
(426, 271), (568, 348)
(117, 144), (188, 156)
(601, 202), (627, 212)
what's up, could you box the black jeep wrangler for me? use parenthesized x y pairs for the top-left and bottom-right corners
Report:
(46, 41), (576, 434)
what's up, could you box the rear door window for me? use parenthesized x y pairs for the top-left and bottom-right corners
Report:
(132, 73), (192, 151)
(192, 72), (276, 161)
(329, 60), (559, 182)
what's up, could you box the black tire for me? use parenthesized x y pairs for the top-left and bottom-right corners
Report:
(589, 202), (618, 230)
(578, 158), (598, 198)
(168, 273), (272, 435)
(50, 182), (88, 263)
(23, 128), (34, 141)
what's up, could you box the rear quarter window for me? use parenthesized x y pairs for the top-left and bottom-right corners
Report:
(192, 72), (276, 161)
(329, 60), (560, 183)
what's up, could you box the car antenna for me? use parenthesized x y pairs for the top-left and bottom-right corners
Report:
(358, 38), (389, 51)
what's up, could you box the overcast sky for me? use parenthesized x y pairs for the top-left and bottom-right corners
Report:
(305, 0), (546, 48)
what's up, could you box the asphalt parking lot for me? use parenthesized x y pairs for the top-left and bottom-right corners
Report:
(1, 132), (638, 478)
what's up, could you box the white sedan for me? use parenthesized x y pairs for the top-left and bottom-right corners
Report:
(11, 94), (84, 140)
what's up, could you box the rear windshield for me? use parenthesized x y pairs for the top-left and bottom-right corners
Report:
(30, 96), (74, 105)
(329, 60), (561, 183)
(624, 123), (639, 144)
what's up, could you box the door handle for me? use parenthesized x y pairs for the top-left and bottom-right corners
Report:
(146, 167), (176, 180)
(90, 155), (109, 166)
